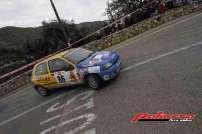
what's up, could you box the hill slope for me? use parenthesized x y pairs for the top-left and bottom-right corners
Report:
(0, 21), (105, 50)
(0, 21), (105, 76)
(0, 26), (42, 49)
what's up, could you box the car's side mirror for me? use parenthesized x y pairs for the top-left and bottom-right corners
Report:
(69, 65), (75, 71)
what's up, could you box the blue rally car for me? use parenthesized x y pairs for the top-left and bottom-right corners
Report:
(32, 48), (121, 96)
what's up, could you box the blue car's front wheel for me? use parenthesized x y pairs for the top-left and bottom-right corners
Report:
(86, 75), (102, 89)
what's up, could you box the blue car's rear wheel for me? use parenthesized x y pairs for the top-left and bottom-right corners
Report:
(86, 75), (102, 89)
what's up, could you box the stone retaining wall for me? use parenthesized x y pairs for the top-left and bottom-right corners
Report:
(0, 71), (31, 97)
(84, 4), (202, 51)
(1, 4), (202, 97)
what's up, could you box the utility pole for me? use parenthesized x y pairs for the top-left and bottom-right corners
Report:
(49, 0), (71, 47)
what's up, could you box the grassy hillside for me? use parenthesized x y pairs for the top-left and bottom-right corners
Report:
(77, 21), (106, 33)
(0, 21), (105, 76)
(0, 26), (42, 49)
(0, 21), (105, 49)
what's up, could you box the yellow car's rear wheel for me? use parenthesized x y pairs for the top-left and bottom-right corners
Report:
(35, 86), (49, 96)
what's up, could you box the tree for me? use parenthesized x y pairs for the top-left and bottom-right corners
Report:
(106, 0), (143, 21)
(42, 20), (80, 48)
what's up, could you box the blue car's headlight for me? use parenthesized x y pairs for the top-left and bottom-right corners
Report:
(104, 63), (112, 69)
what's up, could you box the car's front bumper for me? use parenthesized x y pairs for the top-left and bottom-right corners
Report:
(98, 57), (121, 81)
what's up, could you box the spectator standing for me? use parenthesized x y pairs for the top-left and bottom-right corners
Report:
(96, 31), (102, 40)
(159, 1), (166, 14)
(119, 17), (126, 29)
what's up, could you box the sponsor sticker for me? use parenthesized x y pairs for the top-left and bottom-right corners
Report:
(88, 66), (100, 73)
(54, 71), (70, 84)
(89, 55), (103, 65)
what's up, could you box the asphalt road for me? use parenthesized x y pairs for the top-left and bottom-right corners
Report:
(1, 12), (202, 134)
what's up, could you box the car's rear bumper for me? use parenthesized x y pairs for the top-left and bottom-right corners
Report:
(98, 57), (121, 81)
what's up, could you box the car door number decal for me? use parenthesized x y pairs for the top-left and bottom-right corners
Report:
(56, 75), (65, 83)
(54, 71), (70, 84)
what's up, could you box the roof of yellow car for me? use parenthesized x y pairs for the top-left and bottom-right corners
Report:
(35, 48), (75, 66)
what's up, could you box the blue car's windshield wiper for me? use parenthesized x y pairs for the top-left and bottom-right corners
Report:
(77, 52), (94, 64)
(87, 52), (94, 57)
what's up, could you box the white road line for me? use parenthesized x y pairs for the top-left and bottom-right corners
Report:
(115, 12), (202, 50)
(83, 128), (96, 134)
(121, 41), (202, 72)
(40, 115), (61, 126)
(0, 90), (76, 126)
(40, 93), (94, 125)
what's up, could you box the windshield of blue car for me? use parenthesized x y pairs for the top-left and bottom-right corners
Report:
(64, 48), (93, 64)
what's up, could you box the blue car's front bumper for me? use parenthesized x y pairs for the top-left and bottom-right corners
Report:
(98, 57), (121, 81)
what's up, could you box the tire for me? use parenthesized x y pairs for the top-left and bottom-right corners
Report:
(86, 75), (102, 89)
(34, 86), (49, 96)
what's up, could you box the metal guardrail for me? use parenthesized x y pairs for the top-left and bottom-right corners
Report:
(0, 70), (32, 96)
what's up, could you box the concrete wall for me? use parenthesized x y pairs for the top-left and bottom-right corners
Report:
(1, 4), (202, 97)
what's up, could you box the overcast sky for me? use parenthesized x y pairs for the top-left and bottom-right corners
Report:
(0, 0), (108, 28)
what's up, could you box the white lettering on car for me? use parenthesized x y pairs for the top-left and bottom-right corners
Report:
(88, 66), (100, 73)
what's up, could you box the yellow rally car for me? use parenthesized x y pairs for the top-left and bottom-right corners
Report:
(31, 48), (121, 96)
